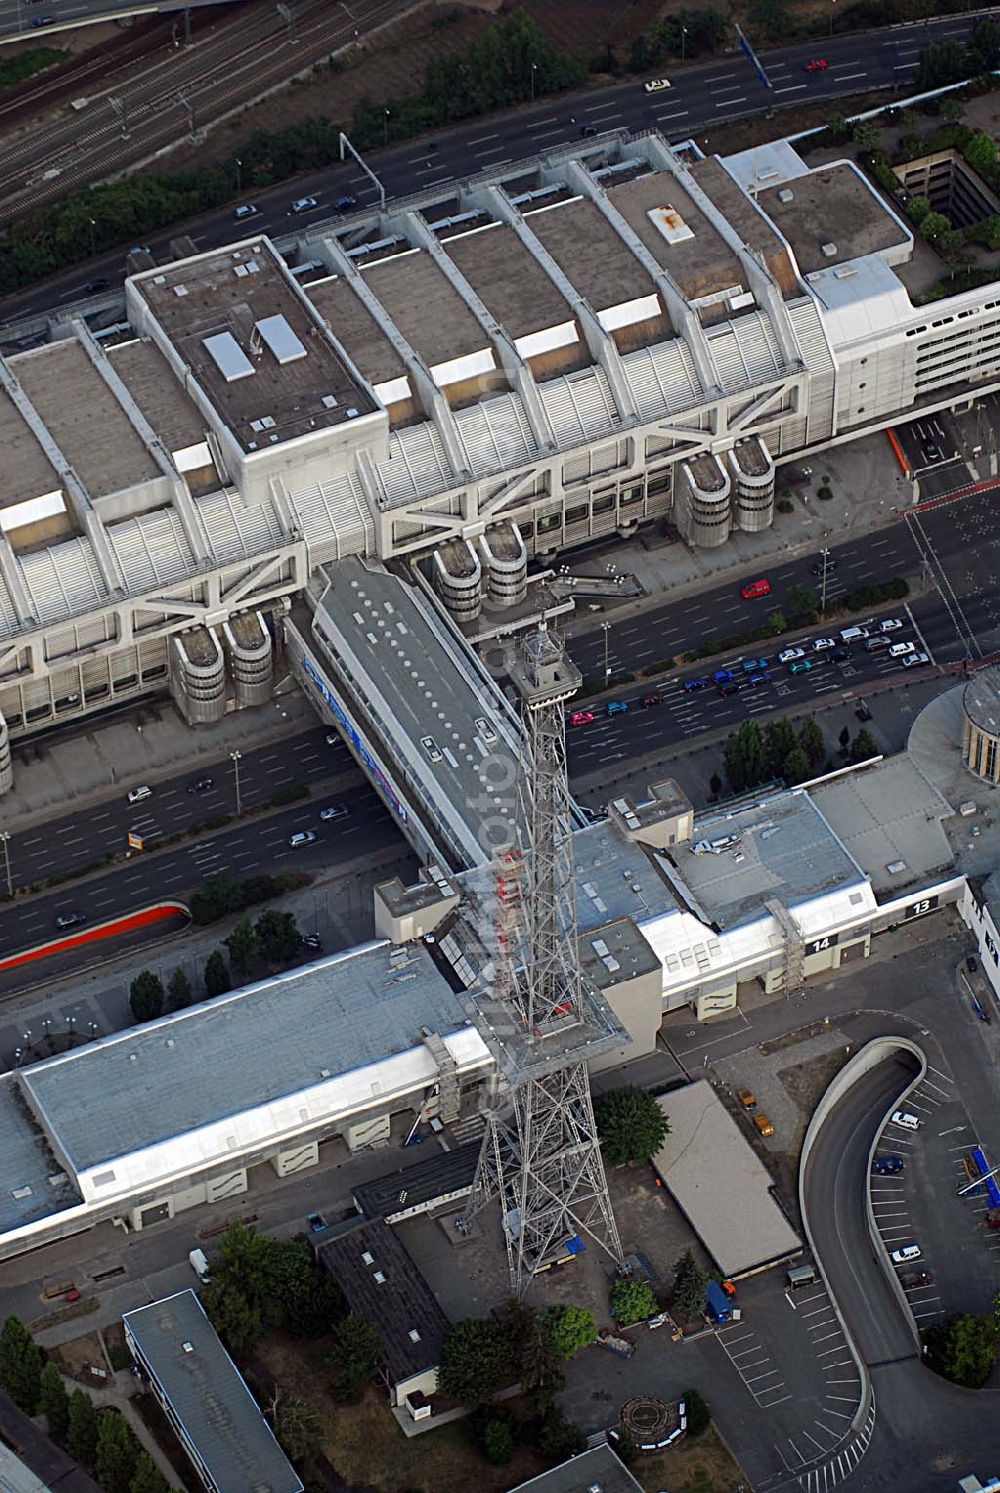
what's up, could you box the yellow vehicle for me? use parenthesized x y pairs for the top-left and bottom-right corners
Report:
(753, 1112), (775, 1139)
(737, 1088), (757, 1111)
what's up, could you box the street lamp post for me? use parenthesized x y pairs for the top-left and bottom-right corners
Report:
(681, 25), (688, 61)
(818, 548), (831, 615)
(829, 0), (836, 35)
(601, 621), (612, 683)
(88, 217), (96, 256)
(0, 832), (11, 898)
(530, 61), (537, 102)
(383, 107), (390, 145)
(234, 157), (242, 195)
(231, 750), (243, 816)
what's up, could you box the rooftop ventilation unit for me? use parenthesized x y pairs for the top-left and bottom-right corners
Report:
(821, 242), (838, 258)
(408, 1328), (422, 1343)
(777, 188), (794, 203)
(361, 1250), (374, 1266)
(173, 284), (189, 296)
(373, 1270), (386, 1284)
(182, 1341), (194, 1353)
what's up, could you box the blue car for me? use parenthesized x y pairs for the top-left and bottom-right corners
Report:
(742, 657), (769, 673)
(873, 1156), (904, 1176)
(684, 678), (709, 693)
(606, 700), (629, 716)
(747, 671), (772, 686)
(712, 669), (734, 685)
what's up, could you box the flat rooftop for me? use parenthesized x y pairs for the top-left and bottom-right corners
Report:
(444, 222), (584, 351)
(352, 1141), (479, 1221)
(810, 757), (955, 895)
(132, 239), (374, 452)
(0, 1075), (79, 1234)
(678, 791), (867, 929)
(307, 275), (409, 390)
(509, 1446), (642, 1493)
(651, 1080), (802, 1277)
(13, 341), (159, 498)
(692, 156), (797, 297)
(0, 387), (59, 511)
(758, 162), (909, 275)
(317, 1218), (451, 1386)
(124, 1291), (302, 1493)
(106, 338), (210, 460)
(609, 168), (747, 306)
(20, 938), (478, 1184)
(361, 249), (493, 375)
(312, 558), (527, 869)
(524, 197), (664, 321)
(579, 916), (661, 992)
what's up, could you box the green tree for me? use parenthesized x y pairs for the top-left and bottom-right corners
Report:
(938, 227), (970, 277)
(900, 118), (921, 159)
(969, 17), (1000, 71)
(95, 1408), (138, 1493)
(672, 1249), (709, 1322)
(594, 1085), (669, 1166)
(201, 1279), (263, 1358)
(542, 1305), (596, 1358)
(848, 728), (878, 765)
(225, 916), (258, 979)
(766, 608), (787, 636)
(129, 969), (164, 1024)
(921, 210), (951, 244)
(709, 771), (723, 799)
(166, 966), (192, 1012)
(782, 745), (811, 785)
(724, 718), (766, 793)
(609, 1277), (657, 1327)
(0, 1316), (42, 1413)
(797, 717), (826, 771)
(203, 948), (231, 998)
(938, 1314), (996, 1387)
(764, 717), (798, 779)
(39, 1361), (69, 1441)
(908, 194), (932, 226)
(964, 130), (996, 174)
(940, 93), (965, 126)
(255, 909), (303, 964)
(499, 1300), (564, 1408)
(129, 1451), (170, 1493)
(272, 1394), (322, 1463)
(479, 1416), (514, 1464)
(683, 1386), (711, 1437)
(439, 1318), (513, 1408)
(838, 725), (851, 757)
(329, 1315), (381, 1402)
(534, 1405), (586, 1459)
(852, 119), (880, 153)
(787, 582), (817, 619)
(750, 0), (788, 39)
(824, 112), (851, 144)
(67, 1389), (100, 1467)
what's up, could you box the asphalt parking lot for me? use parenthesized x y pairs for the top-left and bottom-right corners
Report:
(895, 412), (968, 501)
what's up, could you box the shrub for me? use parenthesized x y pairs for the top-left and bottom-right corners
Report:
(777, 497), (794, 513)
(594, 1085), (669, 1166)
(609, 1277), (657, 1326)
(270, 783), (309, 806)
(817, 484), (834, 501)
(683, 1386), (711, 1437)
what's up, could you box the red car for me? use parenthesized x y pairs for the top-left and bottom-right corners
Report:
(805, 58), (828, 71)
(569, 710), (594, 727)
(740, 578), (772, 600)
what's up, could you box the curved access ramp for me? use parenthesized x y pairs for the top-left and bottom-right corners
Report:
(0, 901), (190, 995)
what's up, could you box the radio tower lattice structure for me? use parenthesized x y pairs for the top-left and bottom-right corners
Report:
(466, 624), (623, 1296)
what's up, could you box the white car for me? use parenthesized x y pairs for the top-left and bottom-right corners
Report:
(288, 196), (319, 215)
(127, 785), (152, 804)
(890, 1244), (922, 1264)
(644, 77), (672, 92)
(812, 637), (836, 652)
(779, 646), (805, 664)
(475, 716), (498, 745)
(880, 618), (904, 632)
(288, 829), (318, 848)
(420, 735), (443, 764)
(889, 641), (915, 658)
(319, 804), (349, 821)
(891, 1110), (921, 1131)
(902, 651), (930, 668)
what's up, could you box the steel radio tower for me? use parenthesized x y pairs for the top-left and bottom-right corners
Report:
(464, 624), (623, 1296)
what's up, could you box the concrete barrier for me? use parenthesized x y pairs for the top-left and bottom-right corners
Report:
(0, 900), (190, 975)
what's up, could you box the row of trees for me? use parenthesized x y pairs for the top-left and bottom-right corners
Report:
(190, 870), (308, 926)
(129, 909), (305, 1021)
(0, 1317), (168, 1492)
(916, 19), (1000, 89)
(724, 714), (836, 794)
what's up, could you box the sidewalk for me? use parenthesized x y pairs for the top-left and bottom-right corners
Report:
(560, 429), (914, 640)
(1, 685), (316, 833)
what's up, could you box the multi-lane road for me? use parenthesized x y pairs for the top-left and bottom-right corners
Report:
(1, 10), (994, 327)
(0, 724), (404, 961)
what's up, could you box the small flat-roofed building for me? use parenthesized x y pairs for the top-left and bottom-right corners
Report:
(650, 1080), (802, 1277)
(508, 1445), (643, 1493)
(123, 1291), (303, 1493)
(317, 1217), (451, 1413)
(352, 1141), (480, 1224)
